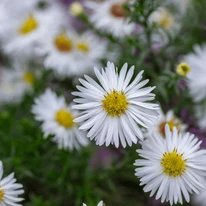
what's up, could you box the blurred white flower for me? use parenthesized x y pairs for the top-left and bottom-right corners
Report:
(183, 44), (206, 102)
(85, 0), (135, 37)
(0, 161), (24, 205)
(32, 89), (89, 150)
(1, 0), (67, 59)
(39, 31), (107, 78)
(73, 61), (159, 148)
(192, 183), (206, 206)
(134, 125), (206, 205)
(0, 63), (35, 104)
(144, 109), (187, 138)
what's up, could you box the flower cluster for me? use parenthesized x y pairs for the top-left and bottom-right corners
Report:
(0, 0), (206, 205)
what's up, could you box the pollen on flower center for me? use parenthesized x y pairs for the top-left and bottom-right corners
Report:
(102, 90), (128, 116)
(55, 109), (75, 128)
(19, 14), (38, 35)
(54, 33), (72, 52)
(0, 189), (5, 201)
(161, 148), (187, 177)
(76, 42), (90, 52)
(23, 72), (34, 85)
(110, 4), (125, 18)
(159, 120), (180, 137)
(176, 62), (191, 76)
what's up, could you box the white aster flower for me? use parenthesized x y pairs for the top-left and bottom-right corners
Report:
(0, 161), (24, 206)
(145, 109), (187, 138)
(0, 65), (35, 104)
(134, 125), (206, 205)
(183, 44), (206, 102)
(39, 30), (106, 78)
(149, 7), (180, 45)
(2, 2), (66, 59)
(83, 200), (104, 206)
(85, 0), (135, 37)
(32, 89), (89, 150)
(72, 61), (159, 148)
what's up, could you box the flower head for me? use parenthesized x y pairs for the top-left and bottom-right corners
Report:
(0, 161), (24, 205)
(134, 125), (206, 205)
(85, 0), (135, 37)
(72, 61), (159, 148)
(176, 62), (191, 76)
(32, 88), (89, 150)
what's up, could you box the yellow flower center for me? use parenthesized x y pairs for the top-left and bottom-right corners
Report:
(102, 90), (128, 116)
(176, 62), (191, 76)
(161, 148), (187, 177)
(55, 109), (75, 128)
(54, 33), (73, 52)
(110, 4), (125, 18)
(159, 119), (181, 137)
(19, 15), (38, 35)
(76, 42), (90, 52)
(0, 188), (5, 201)
(158, 10), (174, 30)
(23, 72), (34, 85)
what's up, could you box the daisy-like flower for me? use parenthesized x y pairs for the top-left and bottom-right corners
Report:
(72, 61), (159, 148)
(0, 65), (35, 104)
(145, 109), (187, 138)
(83, 200), (104, 206)
(134, 125), (206, 205)
(39, 30), (106, 77)
(176, 62), (191, 77)
(182, 44), (206, 102)
(32, 89), (89, 150)
(149, 7), (179, 46)
(0, 161), (24, 205)
(2, 1), (66, 59)
(85, 0), (135, 37)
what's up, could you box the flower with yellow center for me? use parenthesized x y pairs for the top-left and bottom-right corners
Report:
(134, 125), (206, 205)
(54, 33), (73, 53)
(18, 14), (38, 35)
(144, 109), (187, 139)
(0, 161), (24, 205)
(176, 62), (191, 76)
(150, 8), (175, 31)
(32, 89), (89, 150)
(73, 61), (159, 148)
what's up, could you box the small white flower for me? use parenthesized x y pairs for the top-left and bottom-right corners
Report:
(2, 1), (66, 59)
(0, 64), (35, 104)
(72, 61), (159, 148)
(183, 44), (206, 102)
(0, 161), (24, 205)
(40, 30), (106, 78)
(134, 125), (206, 205)
(149, 7), (180, 46)
(32, 89), (89, 150)
(145, 109), (187, 138)
(85, 0), (135, 37)
(83, 200), (104, 206)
